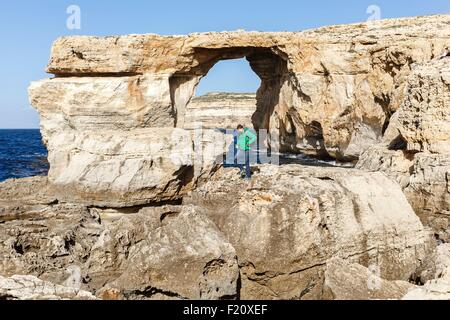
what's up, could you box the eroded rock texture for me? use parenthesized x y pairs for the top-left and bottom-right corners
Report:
(359, 148), (450, 241)
(184, 165), (433, 299)
(89, 205), (239, 300)
(397, 57), (450, 154)
(3, 14), (448, 300)
(0, 165), (435, 300)
(0, 178), (239, 300)
(403, 244), (450, 300)
(357, 56), (450, 242)
(0, 275), (97, 300)
(324, 258), (415, 300)
(29, 14), (450, 206)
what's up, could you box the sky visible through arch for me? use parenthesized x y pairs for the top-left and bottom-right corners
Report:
(0, 0), (449, 128)
(196, 59), (261, 96)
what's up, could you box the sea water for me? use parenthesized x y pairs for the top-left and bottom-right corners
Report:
(0, 129), (49, 182)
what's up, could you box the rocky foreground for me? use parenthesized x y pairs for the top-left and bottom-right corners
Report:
(0, 164), (449, 300)
(1, 14), (449, 300)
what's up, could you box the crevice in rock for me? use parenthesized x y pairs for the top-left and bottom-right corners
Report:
(173, 166), (195, 188)
(203, 258), (227, 275)
(318, 176), (334, 181)
(159, 210), (180, 224)
(299, 279), (318, 299)
(388, 134), (408, 151)
(0, 294), (15, 300)
(236, 271), (242, 300)
(122, 286), (187, 300)
(376, 95), (393, 135)
(409, 274), (425, 286)
(12, 241), (24, 255)
(87, 198), (184, 217)
(71, 49), (84, 60)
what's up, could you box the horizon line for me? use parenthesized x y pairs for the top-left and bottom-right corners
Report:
(0, 128), (40, 130)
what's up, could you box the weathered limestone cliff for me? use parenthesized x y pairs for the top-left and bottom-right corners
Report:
(0, 14), (449, 300)
(29, 14), (450, 206)
(357, 56), (450, 242)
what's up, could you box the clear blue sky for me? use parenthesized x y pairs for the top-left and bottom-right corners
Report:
(1, 0), (449, 128)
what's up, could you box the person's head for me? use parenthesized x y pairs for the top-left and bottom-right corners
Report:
(237, 124), (244, 133)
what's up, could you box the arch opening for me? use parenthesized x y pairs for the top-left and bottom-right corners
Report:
(169, 47), (288, 134)
(168, 47), (352, 167)
(195, 58), (260, 97)
(186, 58), (260, 130)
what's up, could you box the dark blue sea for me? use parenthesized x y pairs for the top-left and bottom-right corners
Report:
(0, 129), (353, 183)
(0, 129), (49, 182)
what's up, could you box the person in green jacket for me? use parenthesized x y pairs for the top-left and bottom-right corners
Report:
(236, 124), (257, 179)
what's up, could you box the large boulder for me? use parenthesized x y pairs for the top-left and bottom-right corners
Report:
(0, 182), (239, 300)
(88, 205), (239, 300)
(355, 144), (414, 189)
(358, 147), (450, 241)
(324, 257), (415, 300)
(184, 165), (434, 299)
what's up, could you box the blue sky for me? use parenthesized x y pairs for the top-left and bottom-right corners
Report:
(1, 1), (449, 128)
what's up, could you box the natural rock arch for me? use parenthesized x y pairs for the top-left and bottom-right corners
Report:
(29, 14), (450, 207)
(169, 47), (288, 134)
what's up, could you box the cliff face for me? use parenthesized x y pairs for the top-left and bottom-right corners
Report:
(357, 56), (450, 242)
(3, 14), (448, 300)
(184, 93), (256, 130)
(28, 14), (450, 207)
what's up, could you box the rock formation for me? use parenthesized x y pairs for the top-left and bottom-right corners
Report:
(0, 275), (97, 300)
(0, 177), (239, 300)
(324, 258), (415, 300)
(0, 14), (449, 300)
(185, 165), (433, 299)
(403, 244), (450, 300)
(0, 166), (436, 300)
(397, 58), (450, 154)
(29, 14), (450, 206)
(357, 56), (450, 242)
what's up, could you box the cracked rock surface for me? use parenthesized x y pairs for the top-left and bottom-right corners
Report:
(1, 14), (449, 300)
(0, 177), (239, 300)
(0, 164), (436, 300)
(357, 57), (450, 243)
(184, 165), (433, 299)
